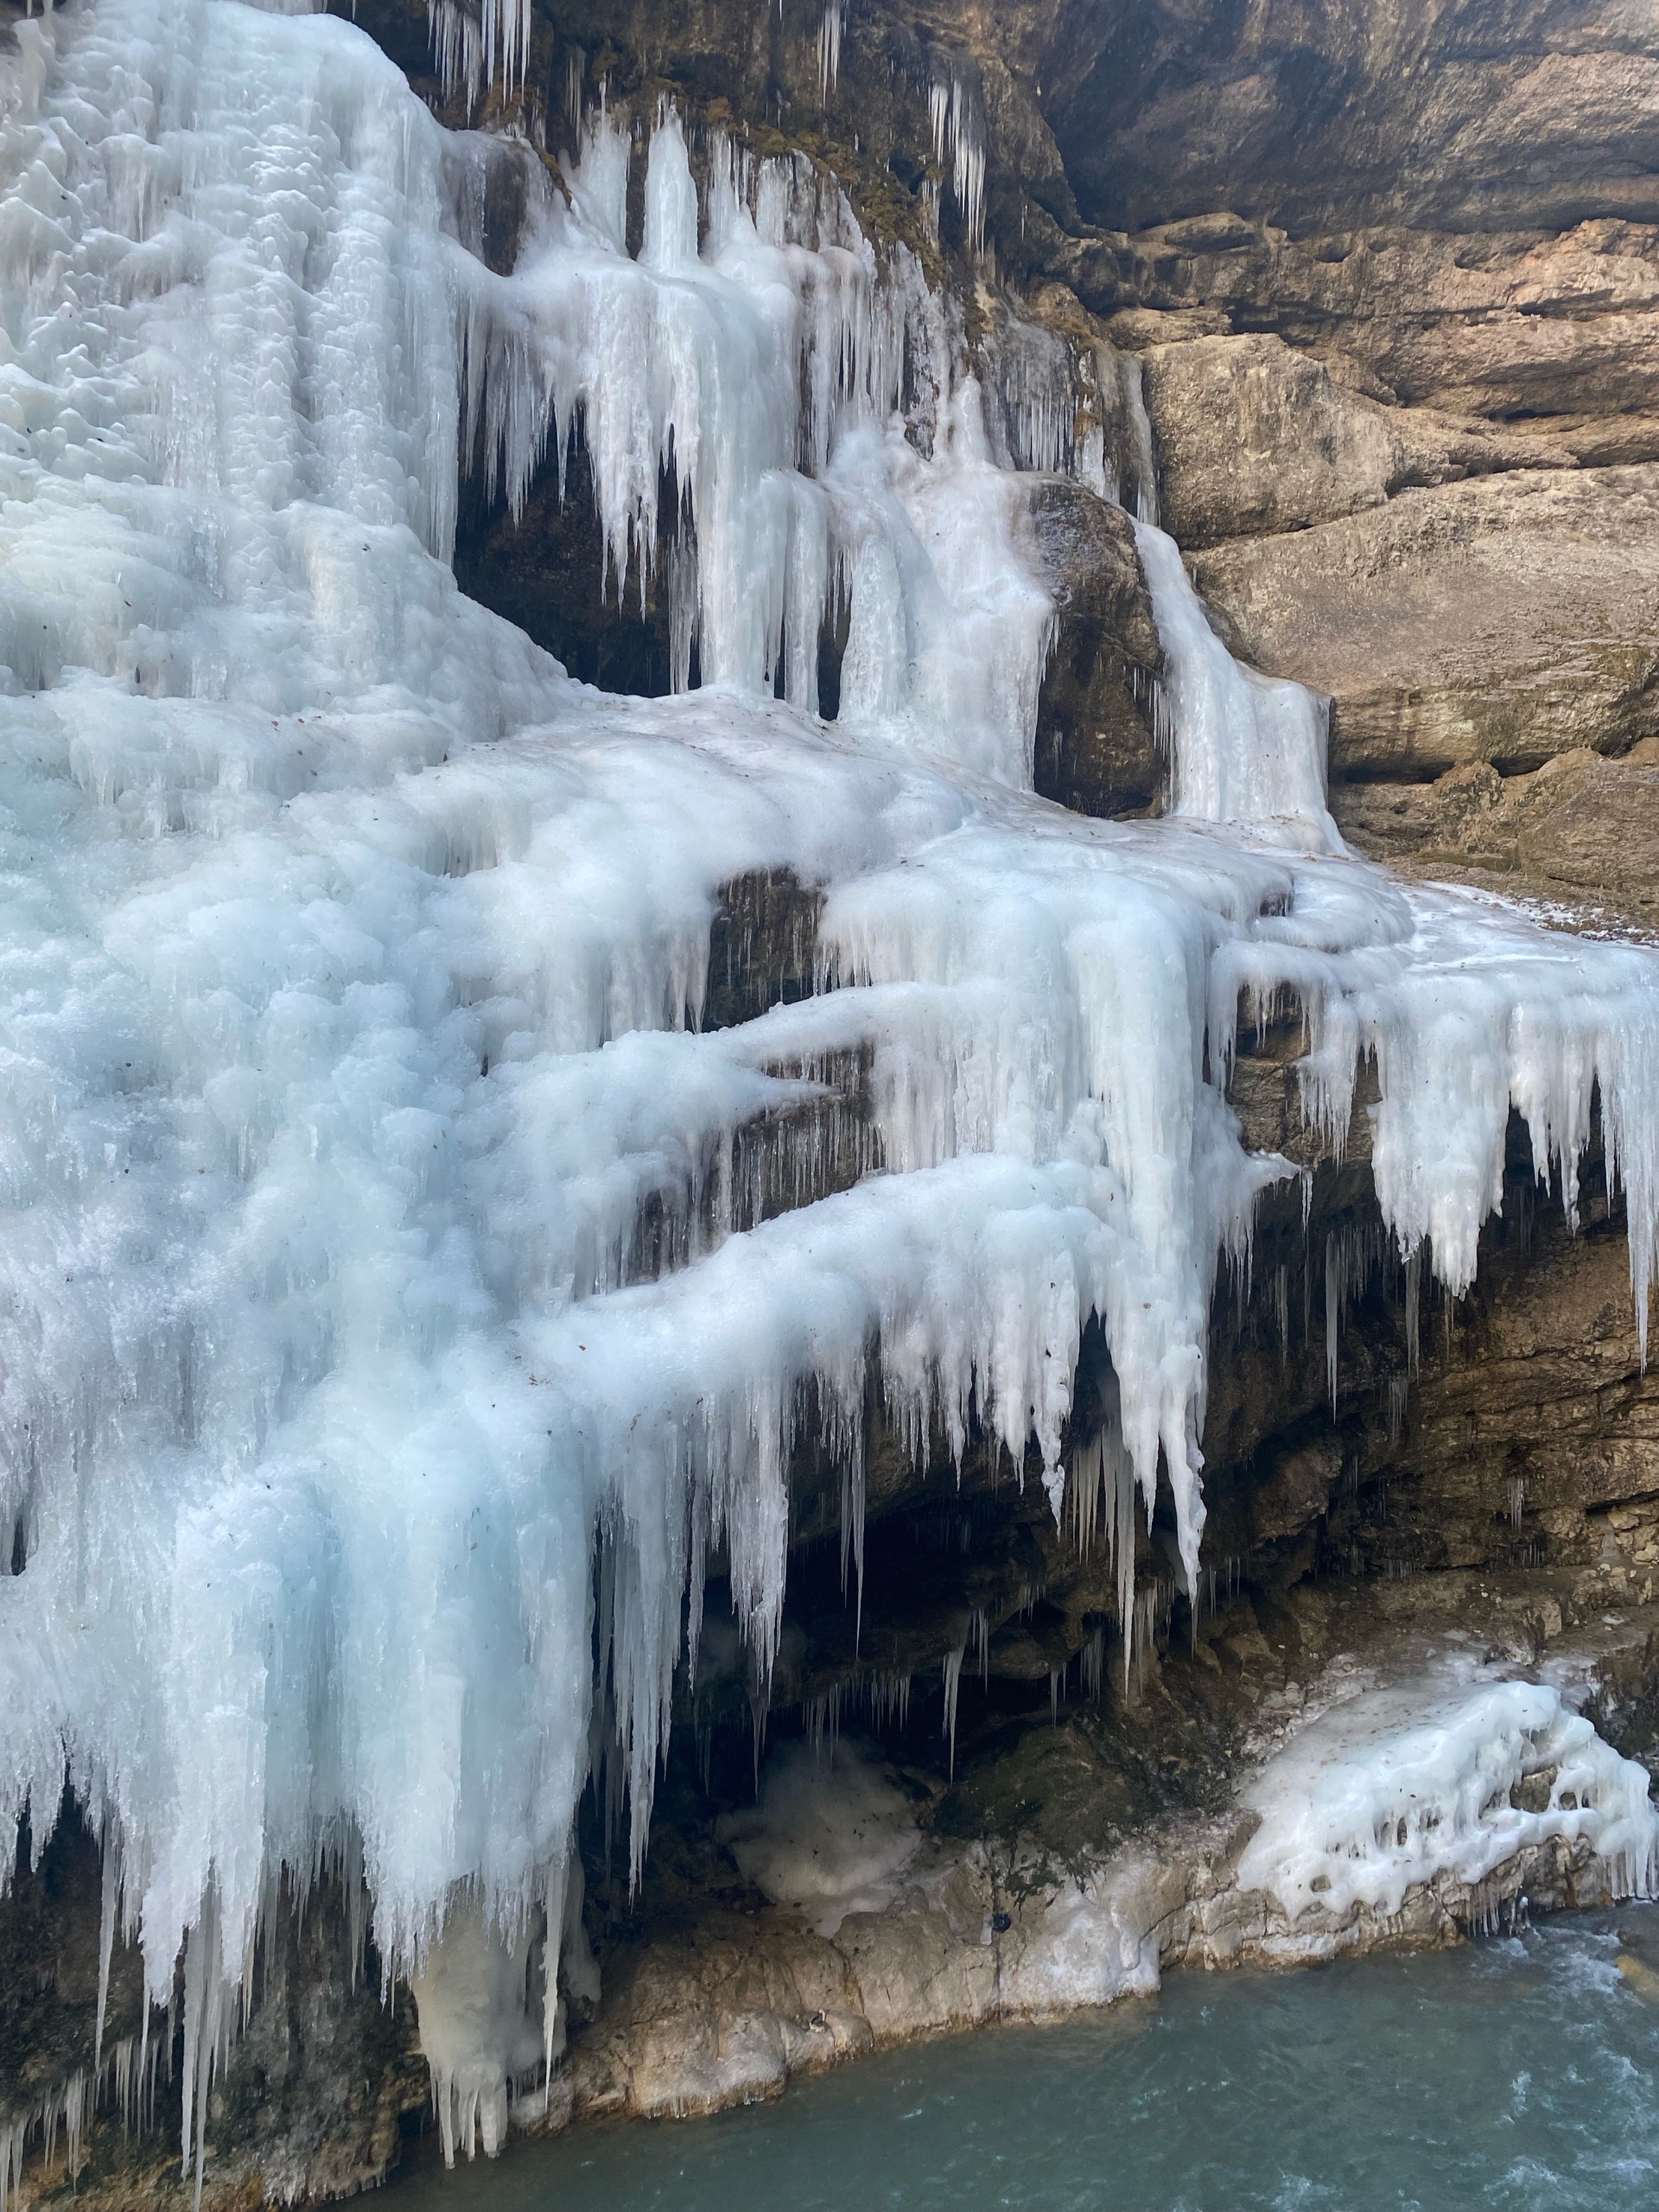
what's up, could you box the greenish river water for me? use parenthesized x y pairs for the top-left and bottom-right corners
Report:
(397, 1910), (1659, 2210)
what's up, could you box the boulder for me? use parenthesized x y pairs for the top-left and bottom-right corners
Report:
(1192, 465), (1659, 779)
(1334, 746), (1659, 917)
(1018, 475), (1165, 816)
(1142, 334), (1400, 545)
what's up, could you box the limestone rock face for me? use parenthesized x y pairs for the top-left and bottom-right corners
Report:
(1004, 4), (1659, 798)
(1191, 466), (1659, 780)
(1335, 745), (1659, 913)
(547, 1598), (1659, 2136)
(1039, 0), (1659, 236)
(1142, 334), (1402, 545)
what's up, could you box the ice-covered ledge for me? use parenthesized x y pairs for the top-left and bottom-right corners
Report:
(541, 1606), (1659, 2134)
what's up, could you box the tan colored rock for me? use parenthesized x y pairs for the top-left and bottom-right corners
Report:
(1506, 749), (1659, 899)
(1335, 747), (1659, 912)
(839, 1902), (998, 2039)
(1192, 465), (1659, 778)
(1102, 304), (1233, 349)
(1137, 322), (1643, 550)
(1058, 215), (1659, 477)
(1143, 334), (1400, 544)
(580, 1916), (868, 2120)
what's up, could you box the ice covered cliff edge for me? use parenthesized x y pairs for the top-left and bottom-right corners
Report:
(3, 0), (1659, 2181)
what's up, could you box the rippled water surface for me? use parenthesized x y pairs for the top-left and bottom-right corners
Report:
(397, 1910), (1659, 2210)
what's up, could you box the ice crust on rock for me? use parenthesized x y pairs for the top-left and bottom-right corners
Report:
(1237, 1675), (1659, 1925)
(3, 0), (1659, 2172)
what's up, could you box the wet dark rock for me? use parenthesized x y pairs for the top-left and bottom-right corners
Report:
(0, 1823), (425, 2210)
(455, 440), (691, 697)
(1020, 477), (1166, 816)
(702, 870), (824, 1031)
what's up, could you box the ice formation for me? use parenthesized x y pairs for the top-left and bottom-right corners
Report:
(409, 1897), (546, 2163)
(717, 1738), (922, 1936)
(1135, 523), (1341, 853)
(928, 75), (985, 253)
(3, 0), (1659, 2177)
(1237, 1675), (1659, 1924)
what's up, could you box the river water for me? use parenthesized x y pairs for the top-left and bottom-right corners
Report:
(395, 1908), (1659, 2210)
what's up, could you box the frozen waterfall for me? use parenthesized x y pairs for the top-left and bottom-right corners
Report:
(3, 0), (1659, 2176)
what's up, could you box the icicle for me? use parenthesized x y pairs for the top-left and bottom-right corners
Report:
(1, 2120), (24, 2212)
(1388, 1371), (1410, 1445)
(1080, 1622), (1106, 1700)
(941, 1638), (967, 1777)
(1405, 1243), (1423, 1372)
(94, 1827), (119, 2077)
(345, 1828), (366, 1998)
(542, 1848), (570, 2088)
(180, 1890), (224, 2210)
(928, 75), (985, 252)
(818, 0), (842, 99)
(137, 1996), (150, 2139)
(1124, 354), (1160, 526)
(839, 1426), (868, 1644)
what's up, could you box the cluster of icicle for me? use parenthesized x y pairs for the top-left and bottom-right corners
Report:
(3, 0), (1659, 2185)
(428, 0), (533, 115)
(929, 73), (985, 252)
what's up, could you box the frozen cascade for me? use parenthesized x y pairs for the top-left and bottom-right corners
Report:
(461, 107), (1052, 776)
(3, 0), (1659, 2174)
(1135, 521), (1341, 853)
(818, 0), (842, 100)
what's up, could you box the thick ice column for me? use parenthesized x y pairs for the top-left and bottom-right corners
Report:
(410, 1898), (544, 2164)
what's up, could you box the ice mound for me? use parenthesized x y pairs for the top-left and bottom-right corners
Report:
(3, 0), (1659, 2173)
(1238, 1676), (1659, 1925)
(718, 1739), (923, 1936)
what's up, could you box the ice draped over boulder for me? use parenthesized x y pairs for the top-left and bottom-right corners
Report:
(1238, 1672), (1659, 1929)
(3, 0), (1659, 2173)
